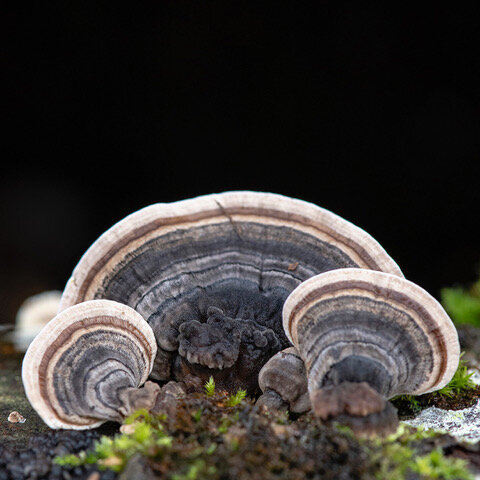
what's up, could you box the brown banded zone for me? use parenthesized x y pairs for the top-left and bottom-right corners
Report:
(22, 300), (157, 429)
(284, 269), (460, 398)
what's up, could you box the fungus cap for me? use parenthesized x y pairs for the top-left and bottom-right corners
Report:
(283, 268), (460, 398)
(22, 300), (157, 429)
(258, 347), (310, 413)
(59, 191), (402, 311)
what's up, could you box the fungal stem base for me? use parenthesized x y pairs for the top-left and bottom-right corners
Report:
(118, 381), (162, 419)
(311, 382), (399, 437)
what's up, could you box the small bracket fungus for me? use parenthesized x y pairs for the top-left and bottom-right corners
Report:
(13, 290), (62, 351)
(55, 191), (402, 395)
(257, 347), (310, 413)
(22, 300), (158, 430)
(283, 268), (460, 435)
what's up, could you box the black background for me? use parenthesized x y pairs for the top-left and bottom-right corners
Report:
(1, 3), (479, 325)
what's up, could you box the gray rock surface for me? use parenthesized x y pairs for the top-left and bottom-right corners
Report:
(404, 398), (480, 443)
(403, 368), (480, 443)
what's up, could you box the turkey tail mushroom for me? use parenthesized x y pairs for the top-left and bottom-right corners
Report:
(22, 300), (159, 430)
(283, 268), (460, 436)
(257, 347), (310, 413)
(55, 191), (402, 394)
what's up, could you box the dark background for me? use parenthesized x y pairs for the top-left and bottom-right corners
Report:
(1, 3), (479, 326)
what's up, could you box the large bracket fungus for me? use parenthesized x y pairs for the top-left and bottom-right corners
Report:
(55, 191), (402, 395)
(283, 268), (460, 435)
(22, 300), (158, 429)
(23, 191), (459, 433)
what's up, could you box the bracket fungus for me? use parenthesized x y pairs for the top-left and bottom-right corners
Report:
(13, 290), (62, 351)
(54, 191), (402, 395)
(257, 347), (310, 413)
(283, 268), (460, 435)
(22, 300), (158, 429)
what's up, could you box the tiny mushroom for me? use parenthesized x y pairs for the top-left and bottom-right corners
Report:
(22, 300), (159, 429)
(283, 268), (460, 435)
(257, 347), (310, 413)
(55, 191), (402, 395)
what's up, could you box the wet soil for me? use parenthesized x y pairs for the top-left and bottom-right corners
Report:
(0, 344), (51, 450)
(429, 386), (480, 411)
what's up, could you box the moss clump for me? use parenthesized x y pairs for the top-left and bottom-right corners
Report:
(441, 272), (480, 327)
(225, 388), (247, 407)
(55, 409), (172, 473)
(373, 443), (472, 480)
(412, 448), (474, 480)
(369, 424), (473, 480)
(434, 353), (476, 398)
(204, 376), (216, 397)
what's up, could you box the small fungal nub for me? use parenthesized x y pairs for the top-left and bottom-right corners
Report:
(8, 411), (26, 424)
(311, 382), (399, 437)
(311, 382), (385, 419)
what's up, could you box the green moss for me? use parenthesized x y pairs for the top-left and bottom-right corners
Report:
(217, 410), (239, 434)
(191, 408), (203, 423)
(53, 386), (249, 475)
(433, 352), (475, 398)
(225, 388), (247, 407)
(54, 409), (173, 473)
(412, 449), (474, 479)
(171, 459), (217, 480)
(369, 424), (473, 480)
(383, 423), (437, 443)
(441, 272), (480, 327)
(204, 376), (216, 397)
(54, 452), (97, 468)
(392, 394), (422, 414)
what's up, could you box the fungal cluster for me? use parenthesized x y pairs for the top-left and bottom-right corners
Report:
(22, 191), (460, 435)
